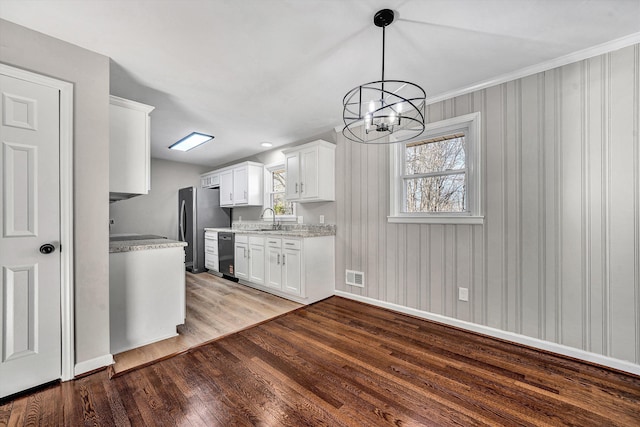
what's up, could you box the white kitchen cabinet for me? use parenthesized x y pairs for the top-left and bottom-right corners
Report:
(282, 239), (302, 296)
(245, 233), (334, 303)
(220, 169), (234, 206)
(216, 161), (263, 206)
(201, 171), (220, 189)
(235, 235), (265, 284)
(204, 231), (219, 272)
(109, 245), (185, 354)
(248, 236), (265, 285)
(234, 235), (249, 280)
(265, 238), (283, 290)
(109, 95), (154, 201)
(233, 165), (249, 204)
(283, 140), (335, 202)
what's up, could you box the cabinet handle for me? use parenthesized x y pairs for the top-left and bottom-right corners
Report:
(295, 183), (298, 193)
(282, 254), (285, 265)
(230, 192), (233, 200)
(244, 190), (247, 199)
(277, 253), (280, 265)
(300, 182), (304, 193)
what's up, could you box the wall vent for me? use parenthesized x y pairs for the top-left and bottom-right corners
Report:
(345, 270), (364, 288)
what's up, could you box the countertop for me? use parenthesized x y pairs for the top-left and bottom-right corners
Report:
(204, 223), (335, 238)
(109, 238), (188, 253)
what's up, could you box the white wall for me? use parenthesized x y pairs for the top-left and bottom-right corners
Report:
(110, 158), (211, 239)
(0, 19), (111, 366)
(336, 44), (640, 367)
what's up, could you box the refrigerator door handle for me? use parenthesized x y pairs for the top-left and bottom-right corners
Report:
(179, 199), (187, 242)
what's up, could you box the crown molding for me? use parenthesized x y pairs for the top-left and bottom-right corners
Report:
(425, 31), (640, 105)
(334, 31), (640, 134)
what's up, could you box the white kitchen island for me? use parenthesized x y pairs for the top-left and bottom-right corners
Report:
(109, 237), (187, 354)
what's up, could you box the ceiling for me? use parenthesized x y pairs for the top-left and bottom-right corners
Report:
(1, 0), (639, 168)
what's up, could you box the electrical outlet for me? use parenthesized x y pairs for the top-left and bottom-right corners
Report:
(298, 216), (303, 224)
(238, 216), (242, 222)
(458, 287), (469, 302)
(319, 215), (325, 224)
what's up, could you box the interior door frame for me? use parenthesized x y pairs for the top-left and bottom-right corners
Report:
(0, 63), (75, 381)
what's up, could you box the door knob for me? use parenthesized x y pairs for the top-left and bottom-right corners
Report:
(39, 243), (55, 254)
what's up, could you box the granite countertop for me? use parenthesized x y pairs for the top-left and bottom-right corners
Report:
(109, 238), (188, 253)
(204, 223), (335, 238)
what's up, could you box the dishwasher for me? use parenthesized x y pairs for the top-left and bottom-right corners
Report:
(218, 232), (236, 279)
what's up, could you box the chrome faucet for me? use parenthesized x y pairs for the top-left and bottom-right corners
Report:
(260, 207), (279, 230)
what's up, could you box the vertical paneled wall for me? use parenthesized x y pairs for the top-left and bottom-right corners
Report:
(335, 44), (640, 365)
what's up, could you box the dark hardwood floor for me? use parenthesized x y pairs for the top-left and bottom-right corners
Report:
(2, 296), (639, 426)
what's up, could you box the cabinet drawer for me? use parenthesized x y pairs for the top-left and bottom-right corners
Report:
(266, 237), (281, 248)
(249, 236), (265, 245)
(282, 238), (301, 250)
(235, 234), (248, 244)
(205, 240), (218, 253)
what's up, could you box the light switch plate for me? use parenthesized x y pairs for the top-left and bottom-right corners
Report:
(458, 287), (469, 302)
(319, 215), (325, 224)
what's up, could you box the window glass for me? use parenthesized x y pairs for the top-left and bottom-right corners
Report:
(268, 167), (295, 216)
(405, 134), (465, 175)
(389, 112), (482, 224)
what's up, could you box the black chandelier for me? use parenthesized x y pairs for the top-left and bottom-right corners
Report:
(342, 9), (426, 144)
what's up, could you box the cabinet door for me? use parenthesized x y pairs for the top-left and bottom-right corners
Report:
(234, 242), (249, 280)
(220, 169), (234, 206)
(248, 243), (265, 285)
(109, 99), (152, 195)
(300, 147), (319, 200)
(233, 166), (248, 204)
(284, 152), (300, 200)
(265, 246), (282, 290)
(282, 248), (302, 296)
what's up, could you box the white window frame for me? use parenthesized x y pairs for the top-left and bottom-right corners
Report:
(389, 112), (483, 224)
(264, 162), (297, 222)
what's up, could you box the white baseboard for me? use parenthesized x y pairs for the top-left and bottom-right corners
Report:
(74, 354), (114, 377)
(334, 291), (640, 377)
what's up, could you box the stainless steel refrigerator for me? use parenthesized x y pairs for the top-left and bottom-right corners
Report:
(178, 186), (231, 273)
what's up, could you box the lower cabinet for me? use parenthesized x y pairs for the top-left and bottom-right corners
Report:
(265, 237), (301, 295)
(234, 235), (265, 285)
(238, 234), (334, 304)
(234, 236), (249, 280)
(204, 231), (219, 272)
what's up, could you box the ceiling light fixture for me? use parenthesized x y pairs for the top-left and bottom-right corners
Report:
(260, 142), (273, 148)
(169, 132), (214, 151)
(342, 9), (426, 144)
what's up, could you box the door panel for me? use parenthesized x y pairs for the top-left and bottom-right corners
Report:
(0, 74), (61, 398)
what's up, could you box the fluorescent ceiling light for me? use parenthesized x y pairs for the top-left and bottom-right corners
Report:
(260, 142), (273, 148)
(169, 132), (214, 151)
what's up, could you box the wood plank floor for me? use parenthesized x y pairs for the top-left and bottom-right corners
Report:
(2, 296), (639, 426)
(111, 272), (302, 375)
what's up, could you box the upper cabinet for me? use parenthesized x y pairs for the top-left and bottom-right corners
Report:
(283, 140), (335, 203)
(203, 161), (264, 207)
(201, 171), (220, 189)
(109, 96), (154, 201)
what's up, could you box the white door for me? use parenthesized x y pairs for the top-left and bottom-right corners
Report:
(300, 147), (318, 200)
(266, 246), (282, 290)
(233, 166), (247, 204)
(248, 242), (265, 285)
(284, 152), (300, 201)
(234, 242), (249, 280)
(282, 248), (302, 296)
(219, 169), (233, 206)
(0, 73), (61, 398)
